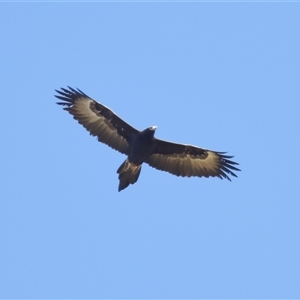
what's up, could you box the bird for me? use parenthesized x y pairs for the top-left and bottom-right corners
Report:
(55, 87), (240, 191)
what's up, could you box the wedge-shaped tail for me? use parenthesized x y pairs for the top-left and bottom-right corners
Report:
(117, 159), (142, 192)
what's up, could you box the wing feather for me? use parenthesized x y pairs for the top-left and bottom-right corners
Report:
(145, 139), (240, 180)
(55, 87), (139, 154)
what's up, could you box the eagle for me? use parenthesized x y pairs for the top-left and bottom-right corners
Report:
(55, 87), (240, 191)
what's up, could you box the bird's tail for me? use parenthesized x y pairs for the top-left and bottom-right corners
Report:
(117, 159), (142, 192)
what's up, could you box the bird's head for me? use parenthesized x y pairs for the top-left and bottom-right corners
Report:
(141, 126), (157, 138)
(149, 125), (157, 131)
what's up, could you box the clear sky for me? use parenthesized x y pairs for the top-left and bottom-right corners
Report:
(1, 2), (299, 299)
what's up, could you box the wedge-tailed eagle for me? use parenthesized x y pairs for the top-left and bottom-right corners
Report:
(55, 87), (240, 191)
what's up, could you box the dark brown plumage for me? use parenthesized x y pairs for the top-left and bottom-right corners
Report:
(55, 87), (240, 191)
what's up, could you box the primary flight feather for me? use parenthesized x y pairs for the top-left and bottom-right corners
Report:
(55, 87), (240, 191)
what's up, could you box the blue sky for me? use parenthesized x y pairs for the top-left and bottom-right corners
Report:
(1, 2), (300, 298)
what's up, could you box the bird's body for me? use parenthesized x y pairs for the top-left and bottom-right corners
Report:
(117, 127), (156, 191)
(128, 126), (157, 164)
(55, 87), (240, 191)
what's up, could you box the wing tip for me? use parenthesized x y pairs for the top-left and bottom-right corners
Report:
(217, 152), (241, 181)
(55, 86), (88, 106)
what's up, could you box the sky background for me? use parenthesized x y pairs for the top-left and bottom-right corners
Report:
(1, 2), (300, 299)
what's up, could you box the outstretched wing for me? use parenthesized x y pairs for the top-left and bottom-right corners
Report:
(55, 87), (139, 154)
(145, 139), (240, 180)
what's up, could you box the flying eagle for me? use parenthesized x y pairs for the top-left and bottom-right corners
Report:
(55, 87), (240, 191)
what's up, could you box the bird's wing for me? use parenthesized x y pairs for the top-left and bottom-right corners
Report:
(145, 138), (240, 180)
(55, 87), (139, 155)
